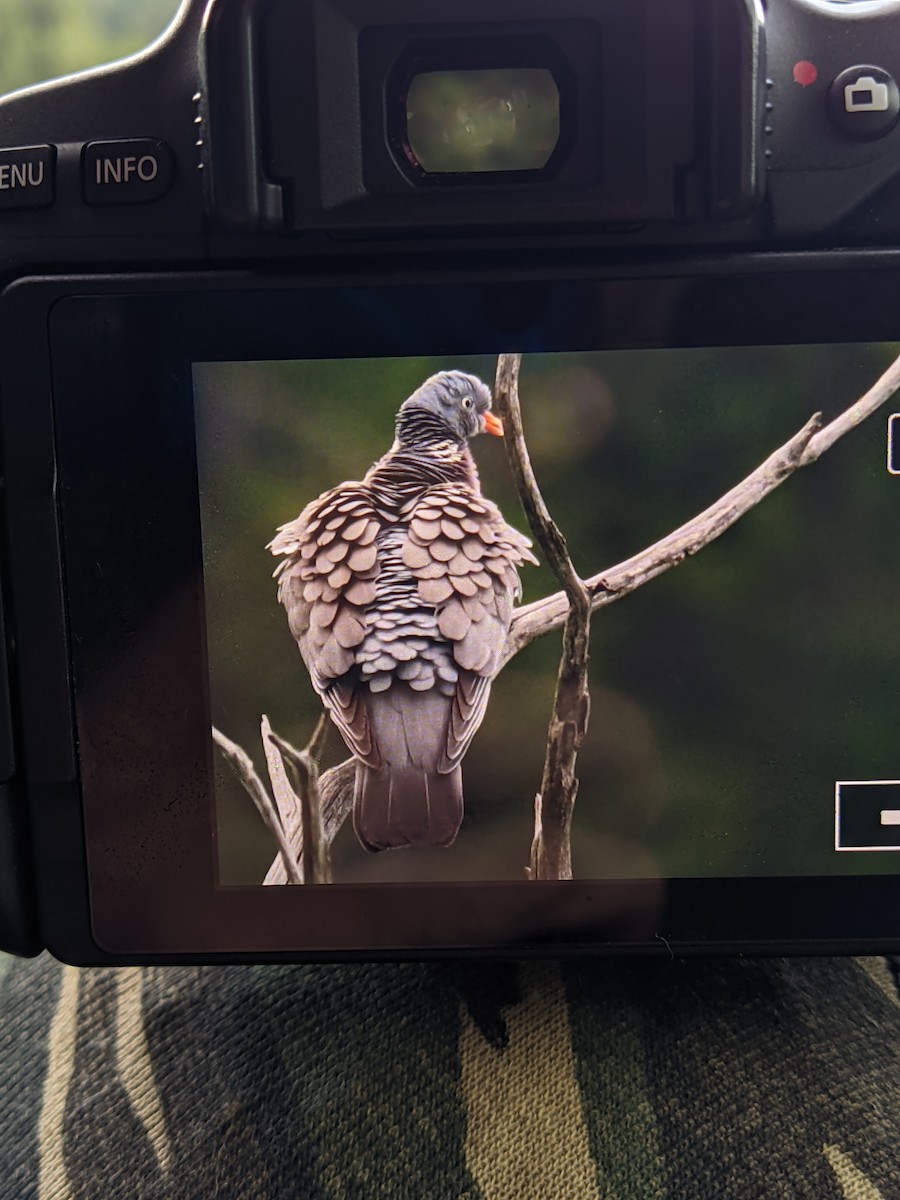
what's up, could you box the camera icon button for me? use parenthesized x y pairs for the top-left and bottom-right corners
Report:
(827, 66), (900, 141)
(844, 76), (890, 115)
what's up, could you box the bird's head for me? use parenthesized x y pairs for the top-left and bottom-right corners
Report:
(396, 371), (504, 446)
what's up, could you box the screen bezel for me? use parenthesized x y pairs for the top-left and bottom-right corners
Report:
(19, 257), (900, 959)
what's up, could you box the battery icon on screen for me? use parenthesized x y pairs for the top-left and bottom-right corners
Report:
(835, 780), (900, 851)
(888, 413), (900, 475)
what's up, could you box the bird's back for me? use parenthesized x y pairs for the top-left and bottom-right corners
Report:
(271, 374), (536, 851)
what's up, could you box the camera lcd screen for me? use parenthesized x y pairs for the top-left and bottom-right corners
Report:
(192, 345), (900, 890)
(37, 270), (900, 958)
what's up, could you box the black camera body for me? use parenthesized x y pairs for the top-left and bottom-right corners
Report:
(4, 0), (900, 964)
(2, 0), (900, 260)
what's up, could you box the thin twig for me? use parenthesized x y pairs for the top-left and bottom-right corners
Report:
(263, 759), (355, 884)
(494, 355), (589, 602)
(212, 725), (302, 884)
(306, 711), (331, 763)
(804, 353), (900, 461)
(268, 730), (332, 884)
(502, 412), (824, 663)
(261, 714), (301, 846)
(495, 353), (591, 881)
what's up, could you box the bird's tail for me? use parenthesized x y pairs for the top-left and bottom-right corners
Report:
(354, 762), (463, 851)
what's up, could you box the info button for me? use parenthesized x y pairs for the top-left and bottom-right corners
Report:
(83, 139), (176, 206)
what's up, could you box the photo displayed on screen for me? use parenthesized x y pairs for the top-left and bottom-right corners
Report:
(193, 345), (900, 887)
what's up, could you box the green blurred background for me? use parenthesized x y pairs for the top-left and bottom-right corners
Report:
(0, 0), (180, 94)
(194, 346), (900, 886)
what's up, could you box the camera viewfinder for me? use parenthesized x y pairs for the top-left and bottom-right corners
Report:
(404, 68), (561, 175)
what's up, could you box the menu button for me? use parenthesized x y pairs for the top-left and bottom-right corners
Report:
(0, 145), (55, 210)
(83, 139), (176, 205)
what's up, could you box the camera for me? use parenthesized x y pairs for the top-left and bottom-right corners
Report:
(3, 0), (900, 964)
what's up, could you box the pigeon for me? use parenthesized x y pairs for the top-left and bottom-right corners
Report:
(269, 370), (538, 851)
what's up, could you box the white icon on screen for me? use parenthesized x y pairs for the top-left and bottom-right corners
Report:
(888, 414), (900, 475)
(844, 76), (890, 113)
(835, 780), (900, 852)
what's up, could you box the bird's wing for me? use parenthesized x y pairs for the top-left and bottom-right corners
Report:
(400, 484), (538, 770)
(269, 483), (382, 766)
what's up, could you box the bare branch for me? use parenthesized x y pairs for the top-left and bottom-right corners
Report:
(306, 712), (331, 764)
(267, 731), (332, 884)
(212, 725), (302, 884)
(264, 759), (355, 885)
(805, 353), (900, 462)
(495, 353), (592, 881)
(261, 714), (301, 847)
(494, 354), (590, 604)
(503, 411), (826, 662)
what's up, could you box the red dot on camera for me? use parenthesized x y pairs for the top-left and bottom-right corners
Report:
(792, 61), (818, 87)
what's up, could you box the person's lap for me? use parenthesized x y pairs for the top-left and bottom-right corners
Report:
(2, 952), (897, 1199)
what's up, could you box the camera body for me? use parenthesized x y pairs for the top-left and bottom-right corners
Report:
(3, 0), (900, 268)
(4, 0), (900, 963)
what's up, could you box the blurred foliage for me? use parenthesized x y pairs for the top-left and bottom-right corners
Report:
(0, 0), (181, 94)
(195, 345), (900, 887)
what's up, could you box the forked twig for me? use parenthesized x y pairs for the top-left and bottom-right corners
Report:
(211, 725), (302, 884)
(267, 730), (332, 884)
(213, 717), (336, 884)
(262, 758), (355, 884)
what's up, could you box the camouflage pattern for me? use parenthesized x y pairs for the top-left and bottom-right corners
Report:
(2, 953), (899, 1198)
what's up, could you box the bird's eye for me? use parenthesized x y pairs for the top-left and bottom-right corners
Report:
(462, 397), (473, 409)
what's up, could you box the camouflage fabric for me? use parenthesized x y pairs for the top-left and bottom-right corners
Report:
(2, 953), (900, 1198)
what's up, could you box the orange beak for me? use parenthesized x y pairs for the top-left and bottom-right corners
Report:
(482, 411), (504, 437)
